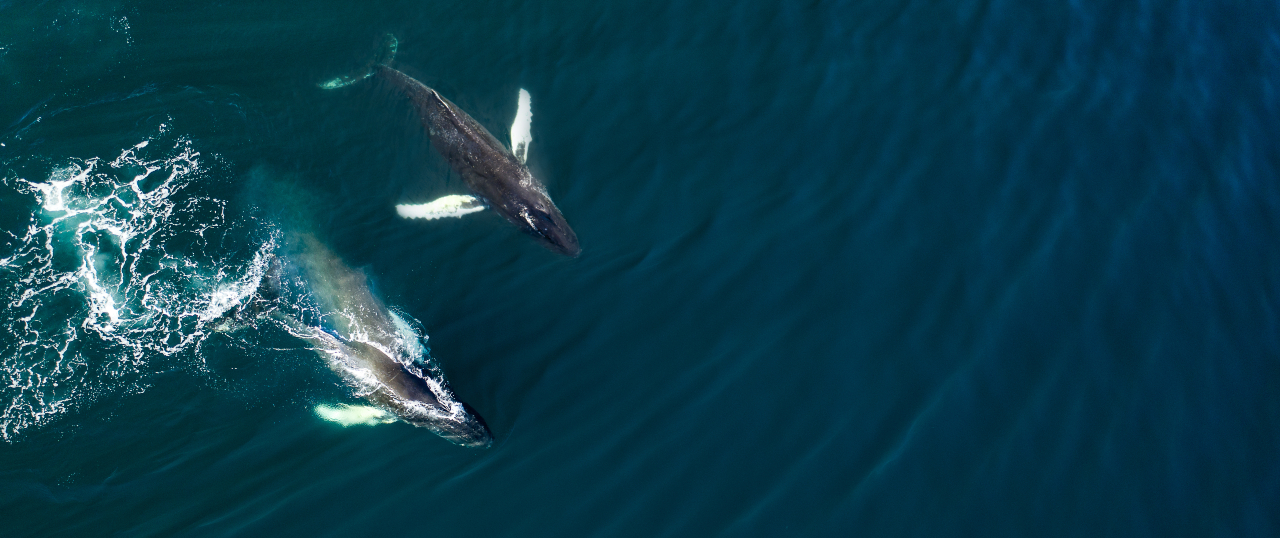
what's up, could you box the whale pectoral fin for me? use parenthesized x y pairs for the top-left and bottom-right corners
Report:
(395, 194), (486, 220)
(509, 88), (532, 164)
(315, 404), (397, 427)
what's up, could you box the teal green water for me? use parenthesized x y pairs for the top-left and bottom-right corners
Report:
(2, 0), (1278, 536)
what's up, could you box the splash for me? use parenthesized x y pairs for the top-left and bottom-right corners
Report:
(0, 126), (270, 441)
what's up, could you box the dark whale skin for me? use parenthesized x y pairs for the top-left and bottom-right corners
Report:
(376, 66), (581, 257)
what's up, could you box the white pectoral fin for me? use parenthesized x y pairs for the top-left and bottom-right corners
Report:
(510, 88), (532, 164)
(395, 194), (485, 220)
(318, 72), (372, 90)
(315, 404), (397, 427)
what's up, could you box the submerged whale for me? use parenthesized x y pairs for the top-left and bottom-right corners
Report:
(323, 35), (581, 257)
(218, 233), (493, 448)
(282, 234), (491, 446)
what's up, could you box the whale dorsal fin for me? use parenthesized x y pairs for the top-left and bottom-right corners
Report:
(510, 89), (532, 164)
(395, 194), (485, 220)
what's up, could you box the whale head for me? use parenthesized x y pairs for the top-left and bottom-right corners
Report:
(517, 204), (581, 257)
(401, 399), (493, 448)
(322, 337), (495, 448)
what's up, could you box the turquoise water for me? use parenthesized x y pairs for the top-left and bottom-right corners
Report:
(2, 0), (1278, 536)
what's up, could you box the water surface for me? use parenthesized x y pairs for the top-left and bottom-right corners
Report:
(1, 0), (1277, 536)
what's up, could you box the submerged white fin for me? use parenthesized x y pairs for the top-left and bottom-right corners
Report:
(315, 404), (397, 427)
(395, 194), (485, 220)
(510, 89), (532, 164)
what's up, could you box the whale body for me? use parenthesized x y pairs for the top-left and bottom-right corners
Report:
(374, 66), (581, 256)
(282, 233), (492, 447)
(217, 233), (493, 448)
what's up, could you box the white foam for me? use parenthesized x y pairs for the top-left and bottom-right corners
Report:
(314, 403), (396, 427)
(395, 195), (485, 220)
(509, 89), (533, 164)
(199, 246), (275, 323)
(0, 125), (272, 441)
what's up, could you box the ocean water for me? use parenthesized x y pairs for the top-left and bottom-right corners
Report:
(1, 0), (1278, 536)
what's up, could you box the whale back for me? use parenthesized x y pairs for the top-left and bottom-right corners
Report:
(373, 65), (581, 256)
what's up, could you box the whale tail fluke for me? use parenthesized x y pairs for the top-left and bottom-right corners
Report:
(319, 33), (399, 90)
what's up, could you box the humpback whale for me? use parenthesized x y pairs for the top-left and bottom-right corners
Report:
(323, 36), (581, 257)
(281, 234), (491, 447)
(218, 233), (493, 448)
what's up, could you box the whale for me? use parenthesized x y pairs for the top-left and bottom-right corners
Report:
(216, 232), (493, 448)
(279, 233), (492, 447)
(322, 35), (581, 257)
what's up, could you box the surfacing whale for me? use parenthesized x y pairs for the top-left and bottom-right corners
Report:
(322, 35), (581, 257)
(218, 234), (492, 448)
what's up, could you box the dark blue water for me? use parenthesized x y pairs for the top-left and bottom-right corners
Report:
(2, 0), (1278, 536)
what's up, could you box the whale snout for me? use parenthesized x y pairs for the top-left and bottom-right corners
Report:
(426, 402), (493, 448)
(457, 437), (493, 448)
(457, 403), (494, 448)
(519, 206), (580, 257)
(545, 228), (581, 257)
(400, 400), (493, 448)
